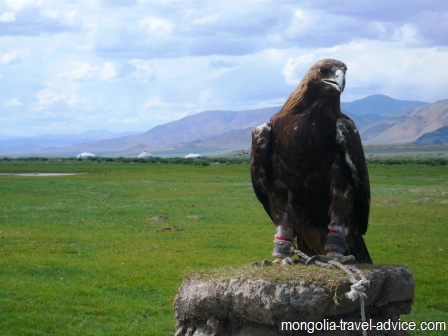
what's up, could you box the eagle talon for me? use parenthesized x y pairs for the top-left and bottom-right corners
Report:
(312, 254), (357, 265)
(305, 255), (321, 265)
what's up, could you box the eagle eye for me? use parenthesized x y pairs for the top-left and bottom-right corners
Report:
(318, 67), (330, 76)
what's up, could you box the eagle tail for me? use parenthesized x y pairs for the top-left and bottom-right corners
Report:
(351, 235), (373, 264)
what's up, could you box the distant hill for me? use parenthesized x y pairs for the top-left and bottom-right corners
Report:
(413, 126), (448, 145)
(31, 129), (134, 141)
(341, 94), (428, 117)
(121, 106), (280, 148)
(44, 107), (280, 156)
(342, 111), (377, 130)
(340, 94), (428, 133)
(168, 127), (254, 154)
(361, 100), (448, 145)
(1, 95), (443, 157)
(0, 130), (140, 156)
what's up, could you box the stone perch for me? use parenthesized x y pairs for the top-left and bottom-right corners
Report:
(174, 264), (414, 335)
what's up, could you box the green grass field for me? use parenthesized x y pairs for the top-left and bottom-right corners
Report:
(0, 159), (447, 335)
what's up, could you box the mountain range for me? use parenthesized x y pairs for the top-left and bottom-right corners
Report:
(0, 130), (139, 156)
(1, 94), (447, 157)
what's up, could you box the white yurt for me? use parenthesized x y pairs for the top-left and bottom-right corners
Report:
(137, 151), (153, 159)
(77, 152), (96, 159)
(185, 153), (203, 159)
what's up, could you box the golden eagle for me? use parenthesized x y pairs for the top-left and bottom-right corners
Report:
(251, 59), (372, 264)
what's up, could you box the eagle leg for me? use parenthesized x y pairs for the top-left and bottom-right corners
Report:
(271, 194), (321, 261)
(273, 235), (295, 259)
(272, 214), (296, 259)
(324, 154), (357, 260)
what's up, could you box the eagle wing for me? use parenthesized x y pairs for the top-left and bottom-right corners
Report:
(336, 116), (370, 235)
(250, 123), (273, 221)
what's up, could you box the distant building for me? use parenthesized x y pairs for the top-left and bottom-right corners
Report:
(77, 152), (96, 159)
(137, 151), (153, 158)
(185, 153), (203, 159)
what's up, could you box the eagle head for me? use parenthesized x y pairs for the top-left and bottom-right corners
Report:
(307, 59), (347, 94)
(278, 59), (348, 116)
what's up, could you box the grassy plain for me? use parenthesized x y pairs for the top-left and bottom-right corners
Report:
(0, 159), (447, 335)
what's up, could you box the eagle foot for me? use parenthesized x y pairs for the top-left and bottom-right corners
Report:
(305, 254), (356, 266)
(272, 239), (295, 259)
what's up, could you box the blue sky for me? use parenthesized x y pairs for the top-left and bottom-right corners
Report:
(1, 0), (447, 136)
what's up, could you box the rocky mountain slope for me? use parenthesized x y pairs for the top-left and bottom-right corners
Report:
(413, 125), (448, 145)
(361, 99), (448, 145)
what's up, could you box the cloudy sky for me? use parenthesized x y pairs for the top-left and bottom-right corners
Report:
(1, 0), (447, 136)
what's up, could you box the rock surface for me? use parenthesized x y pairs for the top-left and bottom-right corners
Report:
(174, 264), (414, 335)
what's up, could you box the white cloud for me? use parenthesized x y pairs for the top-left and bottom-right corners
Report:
(198, 90), (213, 104)
(392, 24), (422, 46)
(193, 14), (220, 25)
(128, 61), (156, 82)
(1, 51), (20, 64)
(100, 61), (118, 80)
(5, 98), (23, 106)
(284, 8), (309, 38)
(40, 9), (81, 28)
(0, 12), (16, 22)
(0, 0), (82, 37)
(4, 0), (40, 11)
(58, 61), (155, 83)
(282, 54), (316, 85)
(138, 16), (174, 37)
(59, 63), (99, 80)
(209, 59), (241, 68)
(36, 84), (67, 108)
(35, 82), (89, 109)
(142, 96), (162, 109)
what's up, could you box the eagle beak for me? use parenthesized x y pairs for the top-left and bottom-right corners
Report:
(323, 69), (345, 93)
